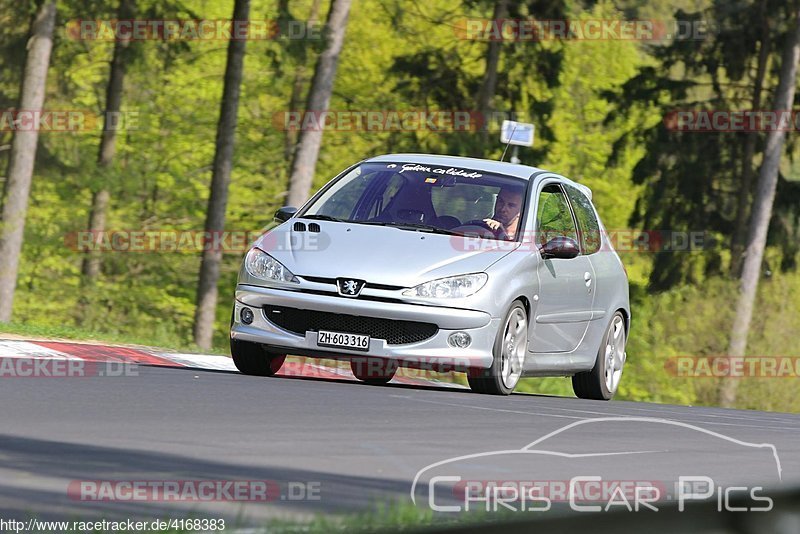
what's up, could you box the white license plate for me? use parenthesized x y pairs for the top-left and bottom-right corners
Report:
(317, 330), (370, 351)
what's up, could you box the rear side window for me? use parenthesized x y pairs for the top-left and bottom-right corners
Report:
(565, 185), (601, 254)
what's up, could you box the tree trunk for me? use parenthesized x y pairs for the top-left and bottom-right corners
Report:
(81, 0), (136, 282)
(284, 0), (322, 164)
(473, 0), (508, 157)
(720, 6), (800, 407)
(285, 0), (351, 208)
(192, 0), (250, 349)
(0, 1), (56, 322)
(730, 3), (771, 277)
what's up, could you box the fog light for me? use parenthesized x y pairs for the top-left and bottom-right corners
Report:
(240, 307), (254, 325)
(448, 331), (471, 348)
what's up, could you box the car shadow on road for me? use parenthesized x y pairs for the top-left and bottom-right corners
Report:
(0, 433), (431, 525)
(154, 360), (571, 398)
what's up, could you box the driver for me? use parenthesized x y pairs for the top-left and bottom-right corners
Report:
(483, 186), (523, 240)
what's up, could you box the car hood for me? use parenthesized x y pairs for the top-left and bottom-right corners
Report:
(254, 221), (519, 287)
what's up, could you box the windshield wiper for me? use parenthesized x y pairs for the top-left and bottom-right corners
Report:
(300, 217), (459, 235)
(299, 216), (396, 228)
(352, 220), (389, 226)
(382, 222), (461, 235)
(300, 214), (344, 222)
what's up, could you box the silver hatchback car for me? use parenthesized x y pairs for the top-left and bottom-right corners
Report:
(230, 154), (630, 399)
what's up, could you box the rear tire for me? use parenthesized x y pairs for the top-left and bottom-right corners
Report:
(350, 357), (397, 384)
(230, 338), (286, 377)
(467, 300), (528, 395)
(572, 311), (626, 400)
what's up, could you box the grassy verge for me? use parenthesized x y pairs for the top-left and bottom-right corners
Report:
(127, 500), (519, 534)
(138, 499), (606, 534)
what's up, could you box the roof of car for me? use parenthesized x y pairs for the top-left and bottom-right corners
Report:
(364, 153), (593, 199)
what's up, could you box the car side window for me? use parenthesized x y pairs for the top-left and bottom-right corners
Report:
(565, 185), (602, 254)
(535, 184), (579, 247)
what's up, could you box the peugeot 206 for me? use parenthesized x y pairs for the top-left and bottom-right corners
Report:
(230, 154), (629, 398)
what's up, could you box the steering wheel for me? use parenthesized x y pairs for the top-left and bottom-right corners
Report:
(454, 219), (509, 240)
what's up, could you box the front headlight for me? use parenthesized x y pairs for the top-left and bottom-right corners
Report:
(244, 247), (298, 283)
(403, 273), (488, 299)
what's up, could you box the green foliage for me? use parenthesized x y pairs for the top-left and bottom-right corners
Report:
(605, 0), (799, 290)
(543, 0), (652, 230)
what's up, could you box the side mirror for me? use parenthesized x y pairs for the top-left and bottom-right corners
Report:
(540, 236), (580, 260)
(274, 206), (298, 223)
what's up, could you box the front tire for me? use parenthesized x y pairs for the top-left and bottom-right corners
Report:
(230, 338), (286, 377)
(572, 311), (626, 400)
(467, 300), (527, 395)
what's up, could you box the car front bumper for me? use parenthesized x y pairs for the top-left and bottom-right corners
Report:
(230, 284), (499, 369)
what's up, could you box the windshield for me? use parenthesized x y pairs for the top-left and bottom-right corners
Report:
(301, 162), (528, 241)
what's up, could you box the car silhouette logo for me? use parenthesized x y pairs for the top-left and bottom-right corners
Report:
(337, 278), (365, 297)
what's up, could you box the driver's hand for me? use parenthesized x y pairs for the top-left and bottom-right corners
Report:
(483, 218), (504, 232)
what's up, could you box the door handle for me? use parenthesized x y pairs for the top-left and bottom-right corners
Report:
(584, 272), (592, 288)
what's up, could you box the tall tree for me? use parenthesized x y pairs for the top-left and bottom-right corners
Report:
(472, 0), (508, 156)
(192, 0), (250, 349)
(0, 1), (56, 322)
(81, 0), (137, 282)
(730, 1), (772, 276)
(278, 0), (322, 162)
(470, 0), (565, 158)
(285, 0), (351, 207)
(720, 5), (800, 407)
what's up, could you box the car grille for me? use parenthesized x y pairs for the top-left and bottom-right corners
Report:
(299, 275), (404, 291)
(262, 305), (438, 345)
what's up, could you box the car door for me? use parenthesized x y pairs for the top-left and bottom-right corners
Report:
(564, 183), (619, 324)
(529, 183), (595, 353)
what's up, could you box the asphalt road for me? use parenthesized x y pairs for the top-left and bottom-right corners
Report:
(1, 362), (799, 527)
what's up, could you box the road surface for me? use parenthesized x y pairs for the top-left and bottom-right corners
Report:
(0, 339), (798, 527)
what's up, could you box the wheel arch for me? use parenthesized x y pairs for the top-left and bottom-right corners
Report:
(616, 307), (630, 336)
(516, 295), (531, 318)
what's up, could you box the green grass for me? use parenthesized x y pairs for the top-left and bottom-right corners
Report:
(137, 500), (523, 533)
(148, 499), (608, 533)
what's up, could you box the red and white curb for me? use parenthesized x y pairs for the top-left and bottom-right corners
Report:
(0, 338), (464, 388)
